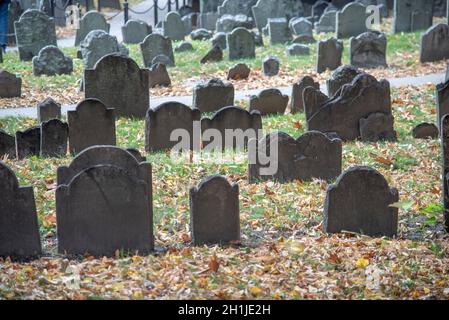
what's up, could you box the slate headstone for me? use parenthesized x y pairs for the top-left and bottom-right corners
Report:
(316, 38), (343, 73)
(80, 30), (125, 69)
(190, 28), (213, 40)
(140, 33), (175, 67)
(263, 56), (280, 76)
(326, 65), (363, 97)
(227, 63), (251, 80)
(122, 20), (152, 45)
(15, 126), (41, 159)
(212, 32), (227, 49)
(32, 45), (73, 76)
(359, 112), (397, 142)
(193, 78), (235, 113)
(289, 17), (313, 36)
(291, 76), (320, 114)
(420, 23), (449, 63)
(315, 9), (337, 33)
(75, 11), (110, 46)
(437, 79), (449, 130)
(149, 63), (171, 88)
(286, 44), (310, 56)
(163, 12), (187, 41)
(200, 45), (223, 64)
(350, 31), (388, 68)
(412, 123), (439, 139)
(198, 12), (220, 30)
(441, 115), (449, 231)
(227, 27), (256, 60)
(37, 97), (61, 123)
(0, 70), (22, 98)
(249, 88), (289, 115)
(0, 130), (16, 159)
(40, 119), (68, 157)
(175, 41), (194, 52)
(393, 0), (433, 33)
(268, 18), (291, 45)
(336, 2), (368, 39)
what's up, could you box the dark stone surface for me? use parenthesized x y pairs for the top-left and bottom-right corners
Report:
(37, 97), (61, 123)
(40, 119), (69, 157)
(336, 2), (368, 39)
(145, 102), (201, 152)
(263, 56), (280, 77)
(420, 23), (449, 63)
(436, 79), (449, 130)
(193, 78), (235, 113)
(211, 32), (227, 49)
(359, 112), (397, 142)
(286, 44), (310, 56)
(316, 38), (343, 73)
(441, 115), (449, 231)
(291, 76), (320, 114)
(324, 166), (399, 237)
(249, 131), (342, 183)
(227, 63), (251, 80)
(200, 45), (223, 64)
(175, 41), (194, 52)
(350, 31), (388, 68)
(163, 12), (187, 41)
(75, 11), (110, 46)
(0, 130), (16, 159)
(0, 161), (41, 259)
(326, 65), (363, 97)
(412, 123), (439, 139)
(149, 63), (171, 88)
(84, 54), (150, 118)
(67, 99), (116, 154)
(15, 126), (41, 159)
(303, 86), (329, 120)
(268, 18), (291, 45)
(393, 0), (433, 33)
(0, 70), (22, 98)
(140, 34), (175, 67)
(190, 175), (240, 245)
(122, 20), (152, 45)
(32, 45), (73, 76)
(249, 88), (289, 115)
(227, 27), (256, 60)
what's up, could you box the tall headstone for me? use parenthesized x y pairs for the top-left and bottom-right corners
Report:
(316, 38), (343, 73)
(315, 9), (337, 33)
(437, 79), (449, 130)
(218, 0), (257, 17)
(80, 30), (125, 69)
(75, 11), (110, 46)
(268, 18), (291, 45)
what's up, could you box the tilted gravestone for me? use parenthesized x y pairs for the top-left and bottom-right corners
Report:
(412, 123), (439, 139)
(121, 20), (152, 45)
(40, 119), (68, 157)
(14, 9), (56, 61)
(249, 131), (342, 183)
(75, 11), (110, 46)
(315, 9), (337, 33)
(324, 166), (399, 237)
(84, 54), (150, 118)
(15, 126), (40, 159)
(140, 33), (175, 67)
(291, 76), (320, 114)
(32, 45), (73, 76)
(263, 56), (280, 76)
(201, 106), (262, 150)
(227, 63), (251, 80)
(227, 27), (256, 60)
(350, 31), (388, 68)
(37, 97), (61, 123)
(268, 18), (291, 45)
(80, 30), (127, 69)
(326, 65), (363, 97)
(163, 12), (187, 41)
(307, 73), (393, 141)
(249, 88), (289, 115)
(67, 99), (116, 154)
(56, 146), (153, 256)
(0, 70), (22, 98)
(437, 79), (449, 130)
(145, 102), (201, 152)
(336, 2), (368, 39)
(441, 115), (449, 231)
(359, 112), (397, 142)
(393, 0), (433, 33)
(0, 161), (41, 258)
(193, 78), (235, 113)
(149, 63), (171, 88)
(420, 24), (449, 63)
(0, 130), (16, 159)
(316, 38), (343, 73)
(190, 175), (240, 245)
(200, 45), (223, 64)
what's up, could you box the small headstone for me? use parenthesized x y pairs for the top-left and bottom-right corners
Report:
(80, 30), (124, 69)
(336, 2), (368, 39)
(211, 32), (227, 49)
(190, 28), (213, 40)
(121, 20), (152, 45)
(32, 45), (73, 76)
(193, 78), (235, 113)
(15, 126), (41, 159)
(163, 12), (187, 41)
(289, 17), (313, 36)
(316, 38), (343, 73)
(326, 65), (363, 97)
(412, 123), (439, 139)
(359, 112), (397, 142)
(227, 63), (251, 80)
(315, 9), (337, 33)
(268, 18), (291, 45)
(149, 63), (171, 88)
(420, 23), (449, 63)
(227, 27), (256, 60)
(291, 76), (320, 114)
(40, 119), (68, 157)
(0, 130), (16, 159)
(75, 11), (110, 46)
(200, 45), (223, 64)
(190, 175), (240, 245)
(249, 88), (289, 115)
(350, 31), (388, 68)
(145, 102), (201, 152)
(0, 70), (22, 98)
(67, 99), (116, 154)
(140, 33), (175, 67)
(0, 161), (41, 259)
(263, 56), (280, 76)
(37, 97), (61, 123)
(324, 166), (399, 238)
(286, 44), (310, 56)
(175, 41), (194, 52)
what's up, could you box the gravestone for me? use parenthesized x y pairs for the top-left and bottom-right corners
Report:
(32, 45), (73, 76)
(15, 126), (40, 159)
(67, 99), (116, 154)
(80, 30), (125, 69)
(216, 14), (254, 32)
(268, 18), (291, 45)
(420, 24), (449, 63)
(326, 65), (363, 97)
(437, 79), (449, 130)
(163, 12), (187, 41)
(212, 32), (228, 49)
(37, 97), (61, 123)
(151, 54), (173, 66)
(263, 56), (280, 76)
(289, 17), (313, 36)
(441, 115), (449, 231)
(412, 123), (439, 139)
(350, 31), (388, 68)
(199, 12), (220, 30)
(393, 0), (433, 33)
(193, 79), (235, 113)
(252, 0), (305, 32)
(359, 112), (397, 142)
(227, 63), (251, 80)
(122, 20), (152, 45)
(201, 106), (262, 150)
(191, 28), (213, 40)
(324, 166), (399, 237)
(140, 34), (175, 67)
(40, 119), (68, 157)
(336, 2), (368, 39)
(56, 146), (153, 256)
(0, 130), (16, 159)
(316, 38), (343, 73)
(218, 0), (257, 16)
(249, 88), (289, 115)
(75, 11), (110, 46)
(0, 70), (22, 98)
(145, 102), (201, 152)
(312, 0), (330, 19)
(190, 175), (240, 245)
(200, 45), (223, 64)
(200, 0), (223, 13)
(149, 63), (171, 88)
(291, 76), (320, 114)
(84, 54), (150, 118)
(286, 44), (310, 56)
(227, 27), (256, 60)
(315, 9), (337, 33)
(303, 86), (329, 120)
(175, 41), (194, 52)
(0, 162), (41, 258)
(249, 131), (342, 183)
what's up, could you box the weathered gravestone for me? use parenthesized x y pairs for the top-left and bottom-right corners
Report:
(326, 65), (363, 97)
(336, 2), (368, 39)
(67, 99), (116, 154)
(289, 17), (313, 37)
(441, 115), (449, 231)
(191, 28), (213, 40)
(315, 9), (337, 33)
(15, 126), (40, 159)
(437, 79), (449, 130)
(218, 0), (257, 16)
(201, 106), (262, 150)
(0, 70), (22, 98)
(145, 102), (201, 152)
(248, 131), (342, 183)
(163, 12), (187, 41)
(263, 56), (280, 76)
(227, 63), (251, 80)
(393, 0), (433, 33)
(302, 86), (330, 121)
(84, 54), (150, 118)
(412, 123), (439, 139)
(316, 38), (343, 73)
(140, 33), (175, 67)
(201, 45), (223, 64)
(350, 31), (388, 68)
(193, 78), (235, 113)
(75, 11), (110, 46)
(359, 112), (397, 142)
(306, 74), (393, 141)
(175, 41), (194, 52)
(0, 162), (41, 259)
(252, 0), (305, 32)
(249, 88), (289, 115)
(190, 175), (240, 245)
(268, 18), (291, 45)
(227, 27), (256, 60)
(149, 63), (171, 88)
(324, 166), (399, 237)
(14, 9), (56, 61)
(420, 24), (449, 63)
(291, 76), (320, 114)
(216, 14), (253, 32)
(212, 32), (227, 49)
(32, 45), (73, 76)
(56, 146), (153, 256)
(40, 119), (68, 157)
(37, 97), (61, 122)
(199, 12), (220, 30)
(121, 20), (152, 45)
(312, 0), (330, 19)
(0, 130), (16, 159)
